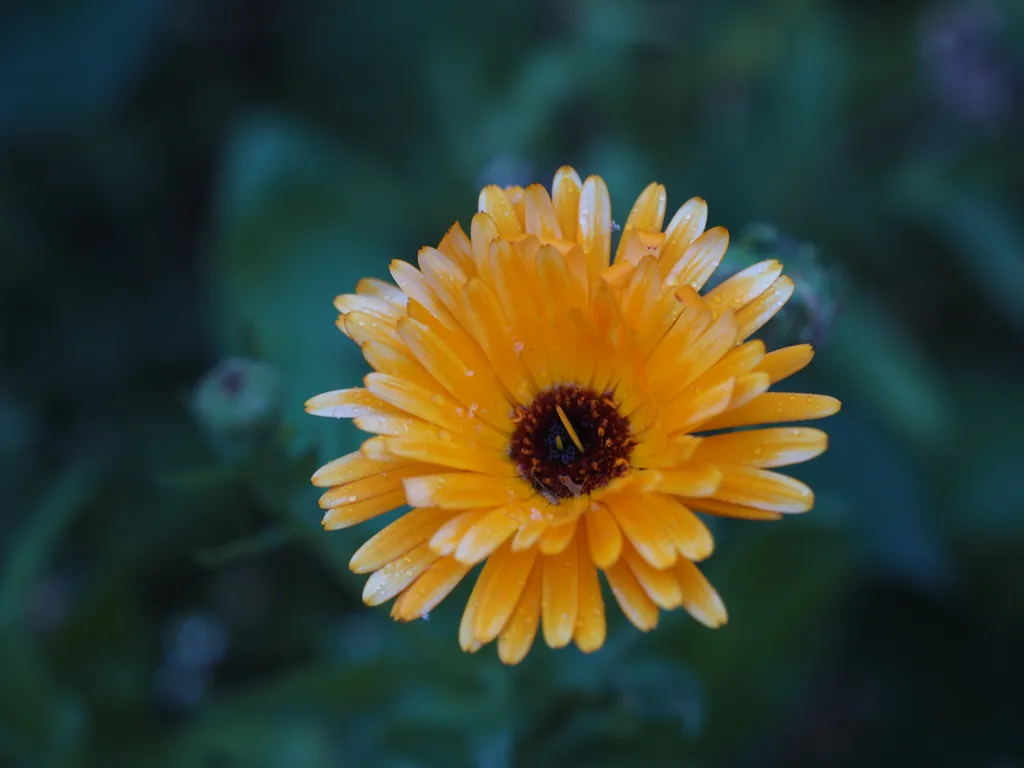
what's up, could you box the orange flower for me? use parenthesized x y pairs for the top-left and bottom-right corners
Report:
(306, 168), (840, 664)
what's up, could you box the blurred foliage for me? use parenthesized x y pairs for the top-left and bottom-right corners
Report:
(2, 0), (1024, 765)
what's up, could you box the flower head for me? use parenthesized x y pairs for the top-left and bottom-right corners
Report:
(306, 168), (840, 664)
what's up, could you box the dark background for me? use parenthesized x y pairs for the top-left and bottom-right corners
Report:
(2, 0), (1023, 765)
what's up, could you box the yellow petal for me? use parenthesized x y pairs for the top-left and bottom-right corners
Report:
(756, 344), (815, 384)
(604, 558), (658, 631)
(478, 185), (524, 240)
(362, 542), (439, 606)
(692, 427), (828, 468)
(511, 517), (547, 551)
(585, 503), (622, 568)
(700, 393), (841, 431)
(350, 507), (454, 574)
(675, 558), (727, 628)
(541, 542), (579, 649)
(497, 558), (543, 665)
(660, 197), (708, 278)
(392, 556), (471, 621)
(622, 541), (683, 609)
(579, 175), (612, 276)
(573, 525), (606, 653)
(474, 544), (539, 643)
(321, 489), (406, 530)
(404, 473), (532, 510)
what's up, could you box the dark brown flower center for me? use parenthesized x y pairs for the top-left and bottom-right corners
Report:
(509, 386), (634, 502)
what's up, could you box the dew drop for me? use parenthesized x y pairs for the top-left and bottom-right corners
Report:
(513, 340), (525, 354)
(465, 369), (475, 377)
(431, 394), (445, 406)
(438, 430), (453, 442)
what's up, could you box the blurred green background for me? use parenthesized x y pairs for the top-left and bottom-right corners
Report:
(2, 0), (1023, 765)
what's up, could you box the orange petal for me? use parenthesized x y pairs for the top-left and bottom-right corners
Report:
(474, 544), (539, 643)
(362, 542), (439, 606)
(615, 182), (666, 262)
(396, 317), (513, 433)
(479, 185), (524, 240)
(312, 451), (399, 488)
(538, 517), (578, 555)
(604, 494), (677, 569)
(541, 542), (579, 649)
(699, 393), (841, 431)
(318, 464), (424, 509)
(574, 522), (606, 653)
(652, 465), (722, 497)
(356, 277), (407, 305)
(523, 183), (563, 240)
(660, 498), (715, 561)
(704, 260), (783, 320)
(684, 498), (782, 521)
(321, 489), (406, 530)
(735, 276), (794, 342)
(429, 509), (489, 555)
(692, 427), (828, 468)
(437, 221), (475, 274)
(709, 464), (815, 513)
(756, 344), (815, 384)
(675, 558), (727, 628)
(585, 503), (623, 568)
(579, 175), (612, 276)
(622, 541), (683, 609)
(552, 166), (582, 242)
(404, 473), (532, 510)
(386, 436), (516, 477)
(364, 373), (508, 450)
(350, 507), (454, 574)
(392, 556), (471, 621)
(663, 379), (736, 435)
(660, 197), (708, 278)
(664, 226), (729, 290)
(604, 559), (659, 631)
(454, 505), (522, 564)
(497, 558), (543, 665)
(305, 388), (396, 419)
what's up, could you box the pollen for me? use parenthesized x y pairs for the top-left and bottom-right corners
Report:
(509, 386), (634, 501)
